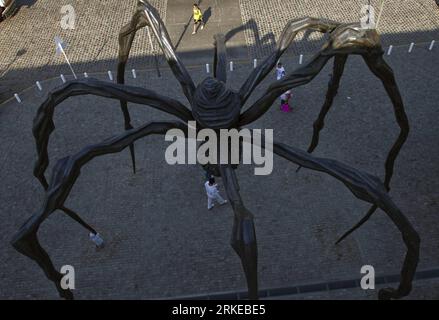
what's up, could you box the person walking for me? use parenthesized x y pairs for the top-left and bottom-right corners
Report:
(280, 90), (292, 112)
(276, 62), (292, 111)
(276, 62), (286, 80)
(205, 177), (228, 210)
(192, 4), (205, 35)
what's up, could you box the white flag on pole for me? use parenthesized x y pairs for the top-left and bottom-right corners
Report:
(54, 36), (77, 79)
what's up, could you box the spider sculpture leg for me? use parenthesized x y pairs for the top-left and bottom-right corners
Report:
(33, 78), (192, 190)
(117, 0), (197, 172)
(295, 54), (348, 173)
(362, 52), (409, 191)
(335, 51), (411, 242)
(12, 121), (187, 300)
(60, 206), (98, 235)
(32, 78), (192, 258)
(239, 17), (339, 105)
(240, 25), (410, 238)
(321, 49), (411, 238)
(307, 54), (348, 155)
(213, 33), (227, 83)
(118, 0), (196, 104)
(117, 5), (149, 174)
(240, 49), (334, 126)
(255, 135), (419, 300)
(300, 50), (408, 190)
(219, 165), (258, 300)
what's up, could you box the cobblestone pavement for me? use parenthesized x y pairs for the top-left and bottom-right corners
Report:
(239, 0), (439, 58)
(0, 0), (167, 101)
(0, 42), (438, 299)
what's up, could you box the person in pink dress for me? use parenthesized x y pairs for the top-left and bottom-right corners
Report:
(280, 90), (292, 112)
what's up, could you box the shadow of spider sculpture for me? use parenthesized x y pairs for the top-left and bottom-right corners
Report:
(12, 0), (419, 300)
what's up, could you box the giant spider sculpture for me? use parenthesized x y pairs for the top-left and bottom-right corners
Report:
(12, 0), (419, 300)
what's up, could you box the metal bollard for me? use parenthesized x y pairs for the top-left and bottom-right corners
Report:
(36, 81), (43, 91)
(14, 93), (22, 103)
(387, 45), (393, 56)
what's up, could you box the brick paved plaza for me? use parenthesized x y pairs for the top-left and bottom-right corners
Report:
(0, 0), (439, 300)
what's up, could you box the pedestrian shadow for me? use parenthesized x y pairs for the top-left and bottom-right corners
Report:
(225, 18), (276, 57)
(224, 17), (332, 59)
(2, 0), (38, 20)
(203, 7), (212, 25)
(16, 0), (37, 7)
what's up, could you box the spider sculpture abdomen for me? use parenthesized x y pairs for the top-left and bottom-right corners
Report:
(192, 77), (241, 129)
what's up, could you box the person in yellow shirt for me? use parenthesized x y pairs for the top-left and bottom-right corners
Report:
(192, 3), (205, 35)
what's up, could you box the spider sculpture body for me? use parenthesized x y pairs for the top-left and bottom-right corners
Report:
(12, 0), (419, 300)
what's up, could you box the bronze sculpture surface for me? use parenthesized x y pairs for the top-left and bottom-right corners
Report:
(12, 0), (419, 300)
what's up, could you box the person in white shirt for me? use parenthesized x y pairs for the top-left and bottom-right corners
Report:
(205, 177), (228, 210)
(276, 62), (286, 80)
(280, 90), (291, 103)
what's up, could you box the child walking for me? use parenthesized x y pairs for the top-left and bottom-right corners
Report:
(276, 62), (286, 80)
(280, 90), (292, 112)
